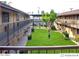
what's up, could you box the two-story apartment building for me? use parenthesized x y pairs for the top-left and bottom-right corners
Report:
(0, 2), (32, 46)
(30, 14), (45, 26)
(55, 9), (79, 42)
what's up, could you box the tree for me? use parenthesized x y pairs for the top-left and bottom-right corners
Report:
(41, 11), (49, 27)
(41, 10), (57, 29)
(49, 10), (57, 29)
(41, 9), (57, 39)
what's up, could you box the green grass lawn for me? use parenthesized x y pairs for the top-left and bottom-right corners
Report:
(26, 29), (76, 46)
(25, 29), (78, 53)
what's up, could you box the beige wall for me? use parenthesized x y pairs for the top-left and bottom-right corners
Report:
(0, 7), (2, 33)
(0, 6), (30, 46)
(9, 12), (14, 23)
(65, 27), (74, 38)
(56, 15), (79, 41)
(0, 7), (2, 25)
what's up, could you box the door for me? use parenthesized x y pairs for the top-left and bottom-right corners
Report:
(2, 12), (9, 45)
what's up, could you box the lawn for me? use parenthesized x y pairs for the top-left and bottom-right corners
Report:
(26, 29), (76, 46)
(25, 29), (77, 53)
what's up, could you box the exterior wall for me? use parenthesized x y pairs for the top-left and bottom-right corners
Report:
(0, 7), (2, 33)
(19, 14), (24, 21)
(73, 29), (79, 41)
(55, 15), (79, 41)
(55, 23), (75, 39)
(65, 27), (74, 39)
(0, 6), (31, 46)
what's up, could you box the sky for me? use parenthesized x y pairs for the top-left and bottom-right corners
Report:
(0, 0), (79, 14)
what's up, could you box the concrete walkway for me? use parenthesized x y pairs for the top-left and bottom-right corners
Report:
(34, 26), (49, 30)
(16, 26), (32, 46)
(71, 40), (79, 45)
(16, 36), (28, 46)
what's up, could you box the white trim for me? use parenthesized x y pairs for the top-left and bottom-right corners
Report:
(71, 39), (79, 45)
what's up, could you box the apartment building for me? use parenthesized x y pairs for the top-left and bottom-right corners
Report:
(30, 14), (46, 26)
(0, 2), (32, 46)
(55, 9), (79, 42)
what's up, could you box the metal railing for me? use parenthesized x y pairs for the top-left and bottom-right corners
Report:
(0, 20), (32, 46)
(56, 19), (79, 29)
(0, 45), (79, 54)
(56, 21), (79, 29)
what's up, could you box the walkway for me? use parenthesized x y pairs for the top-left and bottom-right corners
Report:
(34, 26), (49, 30)
(16, 26), (32, 46)
(16, 36), (28, 46)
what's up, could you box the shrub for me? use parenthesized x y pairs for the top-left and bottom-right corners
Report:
(51, 26), (56, 30)
(63, 32), (69, 40)
(28, 35), (32, 40)
(32, 28), (34, 32)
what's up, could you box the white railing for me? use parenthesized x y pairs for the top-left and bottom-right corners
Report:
(0, 45), (79, 54)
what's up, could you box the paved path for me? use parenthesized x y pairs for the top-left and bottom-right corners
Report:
(16, 26), (32, 46)
(16, 36), (28, 46)
(34, 26), (49, 30)
(9, 35), (28, 53)
(71, 40), (79, 45)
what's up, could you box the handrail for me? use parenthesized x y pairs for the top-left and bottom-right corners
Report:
(0, 45), (79, 53)
(56, 22), (79, 29)
(0, 20), (32, 46)
(0, 45), (79, 50)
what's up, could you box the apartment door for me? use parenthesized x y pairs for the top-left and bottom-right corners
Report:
(2, 12), (9, 45)
(2, 12), (9, 22)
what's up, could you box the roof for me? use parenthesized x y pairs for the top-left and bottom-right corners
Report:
(0, 2), (29, 16)
(58, 9), (79, 16)
(30, 14), (42, 17)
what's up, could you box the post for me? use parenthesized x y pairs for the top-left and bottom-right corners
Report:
(48, 29), (50, 39)
(28, 50), (31, 54)
(16, 50), (20, 54)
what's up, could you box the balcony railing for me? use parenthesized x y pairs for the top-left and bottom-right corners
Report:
(0, 45), (79, 54)
(0, 20), (32, 46)
(56, 20), (79, 29)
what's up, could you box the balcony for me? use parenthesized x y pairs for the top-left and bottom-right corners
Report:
(56, 19), (79, 29)
(0, 20), (32, 46)
(0, 45), (79, 53)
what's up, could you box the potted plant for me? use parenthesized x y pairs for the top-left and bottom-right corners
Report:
(28, 34), (32, 40)
(63, 32), (69, 40)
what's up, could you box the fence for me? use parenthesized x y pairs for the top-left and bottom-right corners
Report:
(0, 45), (79, 54)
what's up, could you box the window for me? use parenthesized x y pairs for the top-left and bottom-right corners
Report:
(71, 15), (73, 19)
(4, 26), (7, 32)
(4, 25), (9, 32)
(16, 14), (19, 21)
(59, 17), (61, 19)
(74, 15), (77, 19)
(66, 16), (68, 19)
(77, 15), (79, 20)
(24, 16), (26, 20)
(65, 21), (67, 23)
(72, 15), (74, 19)
(17, 23), (19, 26)
(64, 16), (66, 19)
(68, 16), (70, 19)
(2, 12), (9, 22)
(69, 16), (72, 19)
(13, 23), (15, 31)
(77, 29), (79, 34)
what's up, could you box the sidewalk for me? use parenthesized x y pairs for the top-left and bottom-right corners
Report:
(16, 36), (28, 46)
(16, 26), (32, 46)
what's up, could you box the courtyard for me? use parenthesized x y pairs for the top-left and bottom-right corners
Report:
(26, 28), (76, 46)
